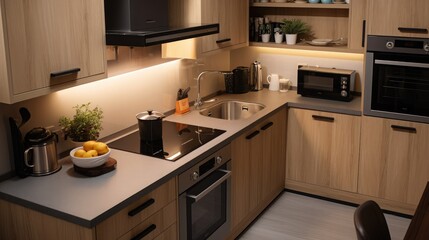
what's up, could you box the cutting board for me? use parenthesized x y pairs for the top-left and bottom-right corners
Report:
(74, 158), (117, 177)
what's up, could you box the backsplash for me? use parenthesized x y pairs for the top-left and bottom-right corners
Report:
(0, 51), (230, 177)
(230, 47), (364, 92)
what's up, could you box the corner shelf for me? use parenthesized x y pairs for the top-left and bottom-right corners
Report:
(250, 2), (350, 9)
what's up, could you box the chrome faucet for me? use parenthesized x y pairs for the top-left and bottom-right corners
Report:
(194, 70), (224, 109)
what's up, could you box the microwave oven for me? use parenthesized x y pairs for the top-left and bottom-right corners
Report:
(298, 66), (356, 102)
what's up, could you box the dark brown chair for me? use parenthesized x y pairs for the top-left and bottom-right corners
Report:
(354, 200), (391, 240)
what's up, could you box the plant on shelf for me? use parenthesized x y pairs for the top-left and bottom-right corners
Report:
(59, 102), (103, 142)
(259, 23), (272, 43)
(281, 19), (310, 45)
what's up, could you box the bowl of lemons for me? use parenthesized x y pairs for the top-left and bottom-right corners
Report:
(70, 141), (110, 168)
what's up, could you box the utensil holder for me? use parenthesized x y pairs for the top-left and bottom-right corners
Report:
(176, 98), (190, 114)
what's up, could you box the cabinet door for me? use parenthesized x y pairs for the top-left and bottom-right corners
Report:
(201, 0), (247, 53)
(286, 108), (360, 192)
(358, 116), (429, 205)
(231, 125), (262, 229)
(367, 0), (429, 37)
(260, 109), (286, 203)
(3, 0), (106, 95)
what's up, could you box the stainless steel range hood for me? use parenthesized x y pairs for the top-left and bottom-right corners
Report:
(104, 0), (219, 47)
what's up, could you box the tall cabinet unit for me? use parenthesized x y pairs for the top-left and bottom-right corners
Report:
(358, 116), (429, 207)
(230, 108), (286, 239)
(286, 108), (361, 192)
(367, 0), (429, 37)
(0, 0), (106, 104)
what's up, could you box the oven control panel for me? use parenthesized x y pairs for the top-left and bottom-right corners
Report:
(178, 145), (231, 193)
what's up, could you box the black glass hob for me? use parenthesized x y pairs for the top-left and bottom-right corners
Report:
(109, 121), (225, 161)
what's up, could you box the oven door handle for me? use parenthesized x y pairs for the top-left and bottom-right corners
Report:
(187, 169), (231, 202)
(374, 59), (429, 69)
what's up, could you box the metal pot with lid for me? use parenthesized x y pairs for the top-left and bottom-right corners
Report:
(136, 110), (165, 142)
(24, 127), (61, 176)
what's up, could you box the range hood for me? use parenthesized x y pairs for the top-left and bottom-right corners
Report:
(104, 0), (220, 47)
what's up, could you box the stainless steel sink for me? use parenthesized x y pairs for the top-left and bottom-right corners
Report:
(199, 100), (265, 120)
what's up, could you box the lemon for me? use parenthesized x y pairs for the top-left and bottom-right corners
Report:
(74, 149), (86, 157)
(83, 140), (97, 151)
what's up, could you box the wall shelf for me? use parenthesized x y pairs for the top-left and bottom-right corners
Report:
(250, 2), (350, 9)
(249, 41), (362, 53)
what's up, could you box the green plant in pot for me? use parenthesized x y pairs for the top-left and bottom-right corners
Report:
(59, 102), (103, 142)
(281, 19), (310, 45)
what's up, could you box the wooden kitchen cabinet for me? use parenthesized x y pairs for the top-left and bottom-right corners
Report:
(0, 178), (177, 240)
(358, 116), (429, 206)
(367, 0), (429, 38)
(0, 0), (106, 104)
(164, 0), (248, 58)
(230, 108), (286, 238)
(96, 178), (177, 240)
(249, 0), (366, 53)
(200, 0), (248, 54)
(286, 108), (361, 192)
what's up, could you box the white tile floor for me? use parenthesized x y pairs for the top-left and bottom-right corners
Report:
(238, 192), (411, 240)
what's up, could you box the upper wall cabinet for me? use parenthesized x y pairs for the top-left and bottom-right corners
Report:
(0, 0), (106, 104)
(200, 0), (248, 54)
(249, 0), (366, 53)
(367, 0), (429, 38)
(163, 0), (248, 58)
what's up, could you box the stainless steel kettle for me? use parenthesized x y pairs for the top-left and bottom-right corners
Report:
(250, 61), (263, 91)
(24, 127), (61, 176)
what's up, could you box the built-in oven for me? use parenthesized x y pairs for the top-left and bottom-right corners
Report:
(178, 145), (231, 240)
(364, 35), (429, 123)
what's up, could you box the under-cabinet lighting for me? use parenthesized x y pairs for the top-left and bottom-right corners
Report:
(252, 46), (364, 61)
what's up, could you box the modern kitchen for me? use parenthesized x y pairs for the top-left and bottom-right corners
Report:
(0, 0), (428, 239)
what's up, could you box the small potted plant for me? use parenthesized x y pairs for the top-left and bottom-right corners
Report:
(259, 23), (272, 43)
(281, 19), (310, 45)
(59, 102), (103, 142)
(274, 27), (283, 44)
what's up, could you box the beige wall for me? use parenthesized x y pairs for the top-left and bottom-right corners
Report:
(0, 45), (365, 177)
(0, 50), (230, 177)
(231, 47), (364, 92)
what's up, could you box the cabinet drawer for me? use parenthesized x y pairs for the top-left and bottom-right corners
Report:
(96, 178), (177, 240)
(118, 201), (176, 240)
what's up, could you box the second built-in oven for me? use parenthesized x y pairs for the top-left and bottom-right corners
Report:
(178, 145), (231, 240)
(364, 35), (429, 123)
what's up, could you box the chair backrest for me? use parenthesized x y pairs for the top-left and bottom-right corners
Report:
(354, 200), (391, 240)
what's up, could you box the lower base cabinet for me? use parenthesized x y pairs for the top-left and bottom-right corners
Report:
(358, 116), (429, 206)
(230, 108), (286, 238)
(286, 108), (361, 192)
(0, 178), (177, 240)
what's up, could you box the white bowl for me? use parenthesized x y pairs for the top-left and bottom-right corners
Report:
(70, 147), (110, 168)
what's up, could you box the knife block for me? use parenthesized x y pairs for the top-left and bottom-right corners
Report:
(175, 98), (190, 114)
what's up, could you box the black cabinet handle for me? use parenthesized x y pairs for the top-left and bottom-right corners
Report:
(361, 20), (366, 48)
(130, 224), (157, 240)
(261, 122), (274, 131)
(50, 68), (81, 78)
(216, 38), (231, 44)
(128, 198), (155, 217)
(391, 125), (417, 133)
(398, 27), (428, 34)
(312, 115), (334, 122)
(245, 130), (260, 140)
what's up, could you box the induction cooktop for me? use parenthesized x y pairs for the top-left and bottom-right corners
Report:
(108, 121), (225, 161)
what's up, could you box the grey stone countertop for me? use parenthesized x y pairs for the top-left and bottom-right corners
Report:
(0, 90), (361, 228)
